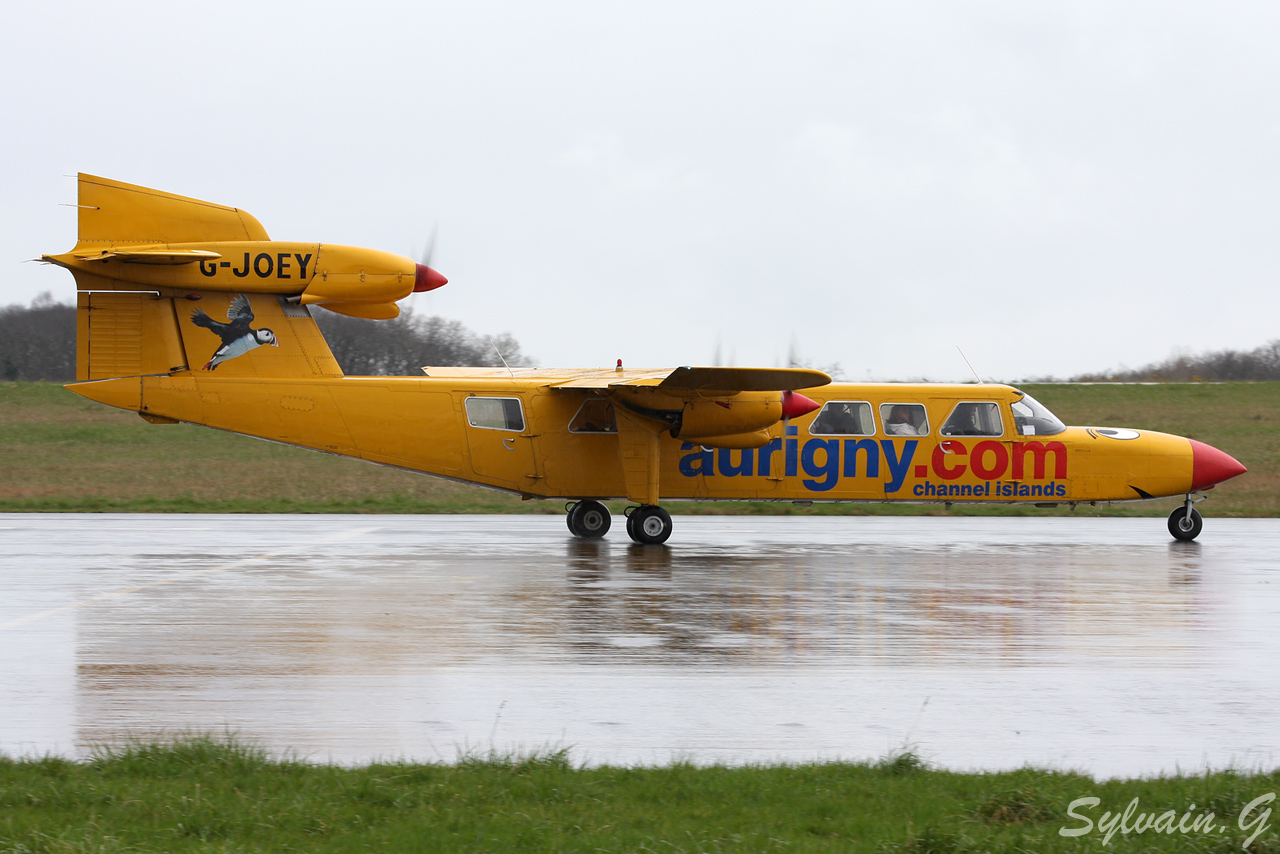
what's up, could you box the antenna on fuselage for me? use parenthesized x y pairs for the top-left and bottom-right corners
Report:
(956, 346), (985, 384)
(490, 337), (514, 378)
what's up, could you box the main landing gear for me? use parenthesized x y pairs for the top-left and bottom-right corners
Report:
(565, 501), (673, 544)
(565, 500), (611, 539)
(625, 505), (673, 545)
(1168, 494), (1205, 542)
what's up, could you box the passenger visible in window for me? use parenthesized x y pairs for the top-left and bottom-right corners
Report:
(810, 402), (869, 436)
(884, 405), (922, 436)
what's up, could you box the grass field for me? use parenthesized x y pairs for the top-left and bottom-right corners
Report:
(1, 381), (1274, 516)
(1, 738), (1277, 853)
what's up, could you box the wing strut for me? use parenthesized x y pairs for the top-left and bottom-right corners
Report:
(615, 408), (665, 506)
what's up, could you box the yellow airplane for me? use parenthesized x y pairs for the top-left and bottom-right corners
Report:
(43, 174), (1247, 544)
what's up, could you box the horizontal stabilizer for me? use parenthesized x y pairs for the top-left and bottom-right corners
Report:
(71, 247), (221, 264)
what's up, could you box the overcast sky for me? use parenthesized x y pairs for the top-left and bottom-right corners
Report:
(4, 1), (1278, 381)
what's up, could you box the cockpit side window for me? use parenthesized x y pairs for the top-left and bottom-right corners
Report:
(569, 399), (617, 433)
(941, 402), (1004, 437)
(1009, 393), (1066, 436)
(809, 401), (874, 436)
(880, 403), (929, 437)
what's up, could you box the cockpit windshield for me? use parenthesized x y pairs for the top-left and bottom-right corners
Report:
(1010, 392), (1066, 436)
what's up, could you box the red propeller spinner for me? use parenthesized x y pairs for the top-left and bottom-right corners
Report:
(781, 390), (820, 420)
(413, 264), (448, 293)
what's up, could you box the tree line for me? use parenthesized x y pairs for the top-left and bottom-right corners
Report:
(1071, 340), (1280, 382)
(4, 291), (1273, 382)
(0, 294), (75, 382)
(0, 294), (527, 381)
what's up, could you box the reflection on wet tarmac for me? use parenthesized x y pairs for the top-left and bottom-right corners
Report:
(2, 514), (1276, 775)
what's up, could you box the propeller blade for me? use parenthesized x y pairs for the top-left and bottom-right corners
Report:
(420, 226), (437, 267)
(412, 226), (447, 292)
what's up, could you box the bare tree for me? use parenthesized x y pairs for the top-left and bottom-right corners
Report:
(313, 306), (529, 375)
(0, 293), (75, 381)
(0, 296), (529, 381)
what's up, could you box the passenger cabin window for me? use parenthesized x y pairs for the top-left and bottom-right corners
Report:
(569, 399), (617, 433)
(940, 402), (1004, 437)
(880, 403), (929, 436)
(1010, 393), (1066, 436)
(465, 397), (525, 432)
(809, 401), (874, 436)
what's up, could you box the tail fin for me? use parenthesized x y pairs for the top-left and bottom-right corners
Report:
(45, 174), (342, 382)
(74, 173), (269, 247)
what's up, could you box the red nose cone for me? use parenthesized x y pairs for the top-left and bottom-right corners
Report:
(413, 264), (448, 292)
(1189, 439), (1247, 490)
(781, 390), (820, 420)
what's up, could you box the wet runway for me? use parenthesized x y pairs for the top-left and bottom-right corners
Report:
(2, 513), (1278, 777)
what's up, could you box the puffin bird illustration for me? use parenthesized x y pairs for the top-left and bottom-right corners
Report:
(190, 294), (279, 370)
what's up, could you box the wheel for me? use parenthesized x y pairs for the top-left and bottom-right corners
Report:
(626, 505), (672, 545)
(567, 500), (611, 539)
(1168, 507), (1203, 542)
(565, 502), (579, 534)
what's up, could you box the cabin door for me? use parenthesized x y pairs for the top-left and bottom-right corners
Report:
(463, 395), (539, 490)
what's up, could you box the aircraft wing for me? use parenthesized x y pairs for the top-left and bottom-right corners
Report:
(655, 366), (830, 393)
(420, 366), (832, 395)
(549, 366), (831, 395)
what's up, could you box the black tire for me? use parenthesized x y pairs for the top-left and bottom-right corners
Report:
(565, 502), (580, 534)
(568, 500), (611, 539)
(626, 505), (672, 545)
(1168, 507), (1203, 542)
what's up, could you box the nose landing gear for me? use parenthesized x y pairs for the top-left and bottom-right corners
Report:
(1168, 494), (1205, 542)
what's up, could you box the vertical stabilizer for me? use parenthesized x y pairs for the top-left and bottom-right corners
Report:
(75, 173), (269, 248)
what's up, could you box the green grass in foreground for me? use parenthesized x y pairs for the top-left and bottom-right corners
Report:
(2, 737), (1277, 853)
(1, 380), (1275, 515)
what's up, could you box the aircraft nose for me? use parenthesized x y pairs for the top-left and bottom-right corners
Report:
(414, 263), (448, 293)
(1189, 439), (1247, 490)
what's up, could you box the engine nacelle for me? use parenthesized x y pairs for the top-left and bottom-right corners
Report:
(297, 245), (418, 308)
(676, 394), (783, 441)
(685, 430), (774, 449)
